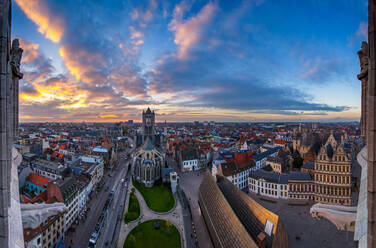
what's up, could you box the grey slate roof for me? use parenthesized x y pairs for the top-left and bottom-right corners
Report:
(288, 171), (312, 181)
(249, 169), (288, 184)
(253, 147), (281, 161)
(198, 172), (257, 248)
(181, 148), (198, 161)
(217, 176), (271, 246)
(217, 175), (289, 248)
(302, 161), (315, 170)
(56, 177), (79, 202)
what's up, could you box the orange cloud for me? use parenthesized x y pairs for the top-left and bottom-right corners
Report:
(130, 27), (144, 39)
(169, 2), (216, 59)
(15, 0), (64, 43)
(20, 92), (42, 102)
(59, 99), (86, 109)
(18, 39), (39, 63)
(59, 45), (105, 83)
(20, 79), (87, 105)
(99, 114), (118, 118)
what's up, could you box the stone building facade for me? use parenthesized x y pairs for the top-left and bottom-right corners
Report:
(133, 139), (163, 187)
(132, 108), (164, 187)
(314, 133), (352, 206)
(248, 170), (289, 200)
(288, 172), (314, 201)
(23, 212), (65, 248)
(142, 107), (156, 143)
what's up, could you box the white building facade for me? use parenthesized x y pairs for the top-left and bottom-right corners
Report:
(182, 159), (198, 172)
(248, 170), (289, 199)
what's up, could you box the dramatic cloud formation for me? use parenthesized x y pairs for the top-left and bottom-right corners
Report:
(58, 45), (106, 83)
(13, 0), (367, 122)
(15, 0), (64, 43)
(169, 2), (216, 59)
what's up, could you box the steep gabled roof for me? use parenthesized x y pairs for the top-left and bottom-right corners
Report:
(198, 172), (257, 248)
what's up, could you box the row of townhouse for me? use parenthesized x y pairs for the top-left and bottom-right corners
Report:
(248, 169), (314, 201)
(217, 160), (255, 189)
(22, 177), (81, 248)
(179, 147), (209, 172)
(23, 213), (65, 248)
(22, 155), (104, 248)
(252, 146), (281, 171)
(211, 149), (255, 190)
(30, 159), (64, 180)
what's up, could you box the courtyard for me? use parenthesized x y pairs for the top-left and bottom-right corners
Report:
(132, 178), (175, 213)
(117, 178), (186, 248)
(124, 219), (181, 248)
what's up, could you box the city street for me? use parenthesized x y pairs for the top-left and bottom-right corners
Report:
(95, 160), (130, 248)
(166, 154), (201, 248)
(64, 144), (133, 248)
(179, 171), (213, 248)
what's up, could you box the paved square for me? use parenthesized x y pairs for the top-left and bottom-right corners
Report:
(249, 194), (356, 248)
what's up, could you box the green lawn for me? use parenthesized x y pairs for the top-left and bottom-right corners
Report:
(124, 192), (140, 223)
(124, 219), (181, 248)
(132, 178), (175, 213)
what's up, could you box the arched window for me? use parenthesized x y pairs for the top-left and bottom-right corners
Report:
(146, 167), (150, 181)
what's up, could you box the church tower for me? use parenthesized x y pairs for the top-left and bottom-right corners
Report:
(142, 107), (155, 142)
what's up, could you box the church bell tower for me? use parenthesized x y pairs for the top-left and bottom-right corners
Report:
(142, 107), (155, 142)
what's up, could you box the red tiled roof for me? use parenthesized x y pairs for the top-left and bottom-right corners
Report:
(26, 173), (52, 188)
(234, 152), (253, 163)
(21, 194), (30, 203)
(52, 151), (64, 158)
(275, 139), (287, 145)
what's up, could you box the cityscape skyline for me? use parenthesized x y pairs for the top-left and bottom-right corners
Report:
(2, 0), (376, 247)
(14, 0), (367, 122)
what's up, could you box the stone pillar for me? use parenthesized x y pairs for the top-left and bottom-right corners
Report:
(10, 39), (23, 139)
(363, 79), (368, 139)
(358, 41), (369, 140)
(13, 75), (18, 138)
(361, 77), (368, 138)
(0, 0), (11, 246)
(368, 0), (376, 247)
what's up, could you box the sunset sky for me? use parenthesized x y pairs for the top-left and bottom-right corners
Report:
(13, 0), (367, 122)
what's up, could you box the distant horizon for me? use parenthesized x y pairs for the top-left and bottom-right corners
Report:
(19, 120), (360, 124)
